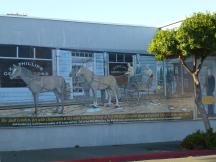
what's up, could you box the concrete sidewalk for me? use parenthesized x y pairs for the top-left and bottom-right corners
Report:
(0, 142), (181, 162)
(141, 155), (216, 162)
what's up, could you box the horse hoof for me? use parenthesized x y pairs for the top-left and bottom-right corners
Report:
(115, 105), (120, 108)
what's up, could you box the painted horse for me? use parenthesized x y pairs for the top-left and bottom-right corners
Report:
(10, 65), (66, 114)
(76, 67), (120, 107)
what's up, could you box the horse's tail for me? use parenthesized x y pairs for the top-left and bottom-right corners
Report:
(116, 84), (121, 99)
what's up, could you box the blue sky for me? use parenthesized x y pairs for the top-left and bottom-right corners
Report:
(0, 0), (215, 27)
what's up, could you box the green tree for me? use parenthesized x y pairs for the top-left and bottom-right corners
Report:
(148, 12), (216, 131)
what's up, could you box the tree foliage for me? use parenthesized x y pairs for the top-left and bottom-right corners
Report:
(148, 12), (216, 60)
(148, 12), (216, 131)
(148, 30), (180, 60)
(177, 13), (216, 57)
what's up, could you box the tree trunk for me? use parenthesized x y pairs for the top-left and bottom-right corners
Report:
(193, 74), (211, 131)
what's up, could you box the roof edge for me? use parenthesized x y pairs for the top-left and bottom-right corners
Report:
(0, 14), (157, 29)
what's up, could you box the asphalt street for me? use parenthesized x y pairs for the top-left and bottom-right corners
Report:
(0, 142), (181, 162)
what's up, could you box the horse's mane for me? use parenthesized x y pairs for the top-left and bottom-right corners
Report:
(20, 67), (34, 78)
(79, 67), (95, 82)
(82, 67), (94, 75)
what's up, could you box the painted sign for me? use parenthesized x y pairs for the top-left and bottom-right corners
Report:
(0, 59), (52, 87)
(0, 112), (193, 128)
(109, 63), (128, 76)
(202, 96), (216, 104)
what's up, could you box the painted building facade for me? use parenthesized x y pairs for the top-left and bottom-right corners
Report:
(0, 15), (157, 105)
(0, 15), (215, 123)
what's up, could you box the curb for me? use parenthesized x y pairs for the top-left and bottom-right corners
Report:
(56, 150), (216, 162)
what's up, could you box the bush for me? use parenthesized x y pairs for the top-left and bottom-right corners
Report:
(181, 128), (216, 149)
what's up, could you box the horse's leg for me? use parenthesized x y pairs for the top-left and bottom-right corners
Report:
(113, 88), (120, 107)
(107, 89), (112, 107)
(111, 86), (119, 107)
(137, 89), (140, 103)
(59, 91), (64, 114)
(54, 90), (60, 113)
(115, 93), (120, 107)
(92, 89), (97, 108)
(101, 89), (106, 105)
(33, 93), (39, 115)
(95, 90), (98, 107)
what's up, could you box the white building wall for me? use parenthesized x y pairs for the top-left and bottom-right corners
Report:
(0, 120), (215, 151)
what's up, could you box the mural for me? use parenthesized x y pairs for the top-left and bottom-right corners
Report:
(0, 49), (215, 127)
(0, 59), (52, 87)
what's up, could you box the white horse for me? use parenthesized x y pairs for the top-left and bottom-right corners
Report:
(10, 65), (66, 114)
(76, 67), (120, 107)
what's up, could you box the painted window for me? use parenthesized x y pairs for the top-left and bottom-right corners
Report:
(0, 45), (17, 57)
(0, 45), (52, 88)
(108, 53), (133, 76)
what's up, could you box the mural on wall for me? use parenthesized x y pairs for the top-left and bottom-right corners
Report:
(76, 66), (120, 108)
(0, 59), (52, 87)
(0, 50), (215, 127)
(9, 65), (65, 115)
